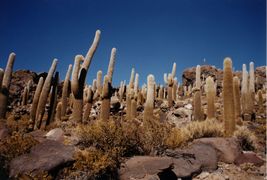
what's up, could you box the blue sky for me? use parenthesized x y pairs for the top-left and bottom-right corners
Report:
(0, 0), (265, 86)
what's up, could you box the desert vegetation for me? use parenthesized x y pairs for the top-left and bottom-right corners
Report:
(0, 30), (266, 180)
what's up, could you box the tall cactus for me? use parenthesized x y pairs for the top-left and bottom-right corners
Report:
(144, 74), (155, 121)
(159, 85), (164, 99)
(172, 78), (177, 101)
(248, 62), (255, 114)
(196, 65), (201, 89)
(70, 30), (101, 122)
(126, 68), (135, 119)
(131, 73), (139, 119)
(107, 48), (116, 83)
(241, 64), (248, 114)
(83, 86), (93, 121)
(223, 58), (235, 137)
(205, 76), (216, 120)
(29, 77), (44, 130)
(100, 75), (112, 120)
(55, 102), (62, 122)
(193, 88), (203, 121)
(34, 59), (57, 129)
(21, 86), (29, 106)
(0, 68), (4, 89)
(164, 63), (176, 107)
(0, 53), (15, 119)
(233, 76), (241, 120)
(61, 64), (72, 118)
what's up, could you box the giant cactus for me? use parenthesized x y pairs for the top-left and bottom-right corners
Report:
(241, 64), (248, 114)
(0, 68), (4, 89)
(126, 68), (135, 119)
(83, 86), (93, 121)
(205, 76), (216, 120)
(107, 48), (116, 83)
(35, 59), (58, 129)
(223, 58), (235, 137)
(0, 53), (15, 119)
(131, 73), (139, 119)
(248, 62), (255, 114)
(29, 77), (44, 130)
(164, 63), (176, 107)
(144, 74), (155, 121)
(61, 64), (72, 118)
(100, 75), (112, 120)
(233, 76), (241, 120)
(196, 65), (201, 89)
(193, 88), (203, 121)
(70, 30), (101, 122)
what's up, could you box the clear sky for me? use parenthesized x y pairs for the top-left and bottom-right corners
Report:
(0, 0), (266, 86)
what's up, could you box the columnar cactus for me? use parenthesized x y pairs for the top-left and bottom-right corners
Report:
(248, 62), (255, 114)
(96, 70), (103, 98)
(233, 76), (241, 120)
(130, 73), (139, 119)
(241, 64), (248, 114)
(107, 48), (116, 83)
(29, 77), (44, 130)
(172, 78), (177, 101)
(42, 71), (59, 129)
(196, 65), (201, 89)
(159, 85), (164, 99)
(193, 88), (203, 121)
(205, 76), (216, 120)
(126, 68), (135, 119)
(21, 86), (29, 106)
(0, 53), (15, 119)
(223, 58), (235, 137)
(100, 75), (112, 120)
(144, 74), (155, 121)
(34, 59), (58, 129)
(164, 63), (176, 107)
(70, 30), (101, 122)
(257, 90), (264, 114)
(83, 86), (93, 121)
(61, 64), (72, 118)
(55, 102), (62, 122)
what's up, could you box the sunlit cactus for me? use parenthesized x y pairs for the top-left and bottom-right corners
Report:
(83, 86), (93, 121)
(126, 68), (135, 119)
(159, 85), (164, 99)
(205, 76), (216, 120)
(193, 88), (203, 121)
(61, 64), (72, 118)
(70, 30), (101, 123)
(241, 64), (248, 114)
(95, 70), (103, 99)
(196, 65), (201, 89)
(130, 73), (139, 119)
(100, 75), (112, 120)
(223, 58), (235, 137)
(29, 77), (44, 130)
(21, 86), (28, 106)
(172, 78), (178, 101)
(248, 62), (255, 114)
(55, 102), (62, 122)
(0, 53), (15, 119)
(144, 74), (155, 121)
(34, 59), (57, 129)
(233, 76), (241, 120)
(107, 48), (116, 83)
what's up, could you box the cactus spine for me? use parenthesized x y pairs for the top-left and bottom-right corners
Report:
(223, 58), (235, 137)
(205, 76), (216, 120)
(233, 76), (241, 120)
(144, 74), (155, 121)
(70, 30), (101, 122)
(34, 59), (58, 129)
(61, 64), (72, 118)
(0, 53), (15, 119)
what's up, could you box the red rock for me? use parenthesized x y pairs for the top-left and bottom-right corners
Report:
(234, 152), (265, 166)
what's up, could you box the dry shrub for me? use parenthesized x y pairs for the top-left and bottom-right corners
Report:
(0, 132), (38, 174)
(165, 119), (224, 149)
(234, 126), (257, 151)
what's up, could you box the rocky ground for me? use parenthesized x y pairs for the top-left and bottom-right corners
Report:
(0, 66), (266, 180)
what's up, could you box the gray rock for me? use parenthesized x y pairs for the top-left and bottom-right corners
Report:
(9, 140), (74, 177)
(194, 137), (242, 163)
(45, 128), (64, 142)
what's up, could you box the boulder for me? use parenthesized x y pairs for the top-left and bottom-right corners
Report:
(234, 152), (265, 166)
(9, 140), (74, 177)
(45, 128), (64, 142)
(194, 137), (242, 163)
(119, 143), (218, 179)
